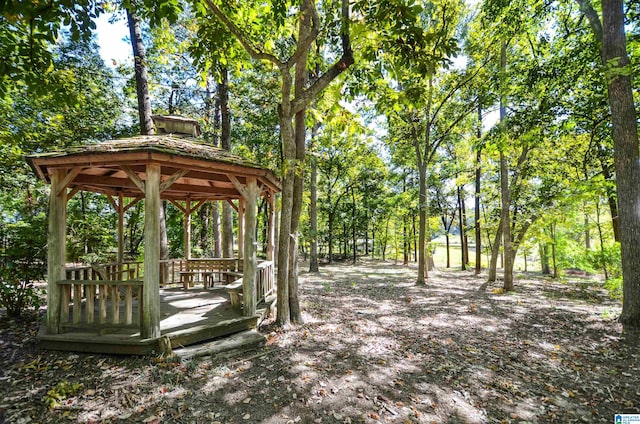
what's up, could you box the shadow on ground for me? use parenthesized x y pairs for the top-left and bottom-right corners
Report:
(1, 260), (637, 423)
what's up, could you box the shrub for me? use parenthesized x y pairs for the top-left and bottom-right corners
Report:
(0, 273), (43, 317)
(0, 211), (47, 317)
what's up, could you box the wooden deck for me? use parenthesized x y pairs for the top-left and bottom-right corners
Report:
(38, 287), (275, 355)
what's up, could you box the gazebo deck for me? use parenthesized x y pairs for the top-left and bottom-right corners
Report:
(38, 288), (275, 355)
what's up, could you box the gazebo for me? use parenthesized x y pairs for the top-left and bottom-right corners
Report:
(27, 120), (280, 354)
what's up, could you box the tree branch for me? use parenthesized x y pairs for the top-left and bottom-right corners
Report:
(290, 0), (354, 115)
(202, 0), (282, 66)
(287, 0), (320, 68)
(575, 0), (603, 45)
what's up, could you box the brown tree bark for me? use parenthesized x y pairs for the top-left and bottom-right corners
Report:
(126, 7), (156, 136)
(474, 103), (482, 275)
(217, 66), (234, 258)
(578, 0), (640, 327)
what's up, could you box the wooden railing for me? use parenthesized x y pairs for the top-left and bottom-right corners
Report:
(256, 260), (275, 302)
(58, 258), (271, 332)
(64, 261), (144, 281)
(60, 262), (144, 334)
(161, 258), (242, 286)
(56, 279), (143, 334)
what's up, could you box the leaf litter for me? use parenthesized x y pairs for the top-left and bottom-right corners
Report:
(0, 259), (638, 423)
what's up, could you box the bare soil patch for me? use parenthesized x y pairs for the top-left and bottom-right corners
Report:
(1, 260), (638, 423)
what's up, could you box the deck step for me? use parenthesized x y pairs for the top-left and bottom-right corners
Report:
(172, 329), (266, 360)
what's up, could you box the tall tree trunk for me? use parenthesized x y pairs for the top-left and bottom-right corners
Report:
(217, 67), (234, 258)
(126, 8), (155, 136)
(287, 22), (310, 324)
(578, 0), (640, 327)
(475, 103), (482, 275)
(602, 0), (640, 327)
(600, 162), (621, 242)
(309, 124), (319, 272)
(352, 187), (357, 264)
(199, 203), (210, 256)
(584, 208), (591, 249)
(488, 219), (503, 282)
(540, 241), (550, 275)
(417, 163), (428, 284)
(550, 224), (558, 278)
(328, 209), (334, 264)
(457, 185), (466, 271)
(127, 7), (170, 283)
(445, 233), (451, 268)
(212, 202), (221, 257)
(413, 214), (417, 262)
(461, 187), (469, 266)
(596, 201), (610, 280)
(499, 40), (514, 292)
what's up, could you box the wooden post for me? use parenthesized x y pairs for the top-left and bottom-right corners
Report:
(118, 193), (124, 279)
(184, 197), (192, 260)
(238, 197), (245, 259)
(242, 178), (260, 316)
(46, 169), (68, 334)
(267, 191), (275, 261)
(142, 163), (161, 339)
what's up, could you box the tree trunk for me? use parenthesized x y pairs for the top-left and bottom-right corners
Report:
(445, 233), (451, 268)
(417, 164), (428, 284)
(457, 185), (466, 271)
(596, 201), (610, 280)
(578, 0), (640, 327)
(584, 207), (591, 250)
(499, 40), (514, 292)
(328, 211), (334, 264)
(601, 0), (640, 327)
(475, 104), (482, 275)
(540, 242), (550, 275)
(212, 202), (221, 257)
(601, 162), (621, 242)
(287, 27), (309, 324)
(126, 8), (155, 136)
(488, 219), (503, 282)
(217, 67), (235, 259)
(461, 187), (469, 266)
(550, 224), (558, 278)
(351, 187), (357, 264)
(309, 127), (319, 272)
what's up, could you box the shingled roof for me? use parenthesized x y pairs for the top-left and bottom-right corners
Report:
(27, 135), (280, 201)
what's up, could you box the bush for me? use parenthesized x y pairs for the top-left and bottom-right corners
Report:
(0, 275), (43, 317)
(0, 209), (47, 317)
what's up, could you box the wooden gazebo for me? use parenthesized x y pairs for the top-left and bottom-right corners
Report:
(27, 128), (280, 354)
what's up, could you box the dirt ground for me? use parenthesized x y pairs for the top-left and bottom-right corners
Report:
(1, 260), (639, 423)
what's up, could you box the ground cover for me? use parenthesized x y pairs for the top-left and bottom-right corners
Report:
(1, 260), (638, 423)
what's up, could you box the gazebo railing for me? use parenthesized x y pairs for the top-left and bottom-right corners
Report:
(56, 279), (143, 334)
(256, 260), (275, 303)
(56, 258), (272, 333)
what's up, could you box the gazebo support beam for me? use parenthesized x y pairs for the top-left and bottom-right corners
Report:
(230, 176), (261, 316)
(142, 163), (161, 339)
(184, 197), (192, 260)
(238, 198), (245, 258)
(267, 191), (275, 261)
(46, 169), (68, 334)
(242, 178), (260, 316)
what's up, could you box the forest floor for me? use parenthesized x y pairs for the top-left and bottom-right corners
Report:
(1, 260), (639, 423)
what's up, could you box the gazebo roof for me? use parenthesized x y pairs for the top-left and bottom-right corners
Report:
(27, 135), (281, 201)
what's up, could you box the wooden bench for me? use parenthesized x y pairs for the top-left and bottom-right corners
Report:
(179, 271), (199, 289)
(180, 259), (240, 289)
(226, 280), (243, 309)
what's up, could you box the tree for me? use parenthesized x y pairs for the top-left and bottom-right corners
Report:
(199, 0), (354, 326)
(576, 0), (640, 327)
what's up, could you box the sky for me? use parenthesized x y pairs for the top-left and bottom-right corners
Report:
(94, 12), (131, 67)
